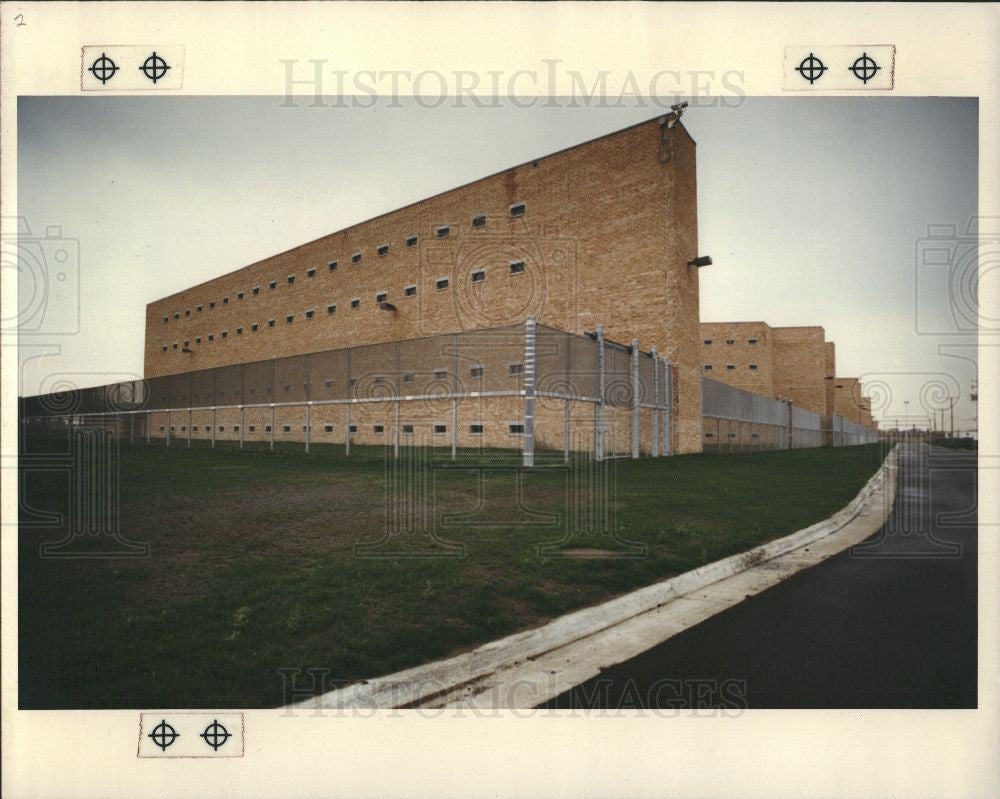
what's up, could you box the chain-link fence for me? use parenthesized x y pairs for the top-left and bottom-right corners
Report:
(21, 319), (672, 464)
(702, 377), (877, 453)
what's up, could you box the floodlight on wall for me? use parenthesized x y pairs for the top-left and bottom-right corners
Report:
(378, 301), (396, 312)
(687, 255), (713, 268)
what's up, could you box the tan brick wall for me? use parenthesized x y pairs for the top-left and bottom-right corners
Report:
(771, 326), (828, 415)
(699, 322), (774, 396)
(144, 116), (702, 453)
(833, 377), (866, 425)
(823, 341), (837, 416)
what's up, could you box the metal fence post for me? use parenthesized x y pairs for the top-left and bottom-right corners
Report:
(563, 399), (570, 463)
(240, 406), (245, 450)
(345, 402), (351, 456)
(305, 402), (311, 453)
(212, 408), (217, 449)
(595, 325), (605, 461)
(187, 409), (192, 448)
(786, 400), (794, 449)
(270, 404), (276, 452)
(146, 410), (151, 444)
(662, 357), (671, 456)
(523, 316), (536, 468)
(451, 398), (457, 460)
(630, 339), (640, 459)
(165, 410), (170, 447)
(651, 346), (659, 458)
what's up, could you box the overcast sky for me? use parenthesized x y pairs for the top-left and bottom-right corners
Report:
(17, 96), (979, 430)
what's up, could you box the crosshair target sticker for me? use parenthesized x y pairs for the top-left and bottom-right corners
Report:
(82, 45), (184, 91)
(783, 45), (894, 90)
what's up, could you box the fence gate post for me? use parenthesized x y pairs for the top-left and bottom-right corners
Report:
(522, 316), (536, 468)
(630, 339), (640, 459)
(595, 325), (605, 461)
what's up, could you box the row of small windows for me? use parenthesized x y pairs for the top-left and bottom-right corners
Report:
(160, 266), (528, 351)
(158, 422), (524, 435)
(703, 338), (758, 346)
(705, 432), (762, 439)
(704, 364), (759, 371)
(162, 204), (527, 323)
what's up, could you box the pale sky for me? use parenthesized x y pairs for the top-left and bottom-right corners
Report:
(17, 96), (979, 430)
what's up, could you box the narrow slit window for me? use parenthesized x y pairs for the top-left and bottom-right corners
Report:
(304, 309), (315, 320)
(434, 423), (447, 435)
(435, 277), (449, 291)
(704, 339), (713, 345)
(470, 365), (484, 378)
(404, 284), (416, 297)
(509, 260), (525, 275)
(286, 314), (294, 324)
(327, 304), (336, 315)
(406, 235), (418, 247)
(350, 298), (360, 310)
(471, 214), (486, 228)
(725, 338), (735, 345)
(307, 268), (316, 278)
(509, 363), (524, 375)
(436, 225), (450, 238)
(352, 252), (362, 264)
(402, 424), (414, 435)
(508, 423), (525, 435)
(377, 244), (389, 257)
(471, 269), (486, 283)
(269, 280), (277, 290)
(252, 286), (260, 296)
(328, 260), (338, 271)
(237, 291), (244, 300)
(509, 202), (526, 218)
(469, 423), (484, 435)
(749, 364), (758, 371)
(375, 292), (387, 304)
(267, 319), (275, 328)
(287, 275), (295, 285)
(726, 364), (735, 370)
(374, 424), (385, 434)
(324, 425), (333, 433)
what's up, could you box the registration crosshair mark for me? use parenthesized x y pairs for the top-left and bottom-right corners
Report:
(795, 52), (828, 84)
(849, 52), (881, 84)
(88, 53), (119, 84)
(147, 719), (179, 751)
(139, 52), (171, 84)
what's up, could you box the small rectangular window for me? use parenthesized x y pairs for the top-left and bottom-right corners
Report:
(172, 342), (178, 349)
(748, 338), (758, 345)
(434, 368), (447, 381)
(234, 425), (240, 433)
(374, 375), (385, 384)
(436, 225), (450, 238)
(265, 425), (272, 433)
(269, 280), (277, 289)
(751, 432), (760, 438)
(352, 252), (362, 264)
(749, 364), (758, 370)
(173, 313), (180, 320)
(434, 423), (447, 435)
(469, 423), (484, 435)
(509, 363), (524, 375)
(406, 235), (418, 247)
(377, 244), (389, 257)
(286, 315), (294, 324)
(195, 336), (201, 344)
(509, 202), (526, 218)
(267, 319), (275, 328)
(163, 316), (168, 323)
(252, 286), (260, 296)
(705, 432), (715, 438)
(403, 373), (413, 384)
(726, 364), (735, 370)
(223, 297), (229, 305)
(249, 425), (256, 433)
(307, 268), (316, 278)
(402, 424), (414, 435)
(324, 425), (333, 433)
(237, 291), (244, 300)
(324, 379), (333, 389)
(196, 305), (203, 312)
(404, 285), (416, 297)
(221, 331), (228, 339)
(304, 309), (315, 320)
(728, 432), (737, 438)
(236, 327), (243, 335)
(251, 323), (259, 332)
(192, 426), (198, 432)
(159, 426), (165, 432)
(185, 309), (191, 316)
(508, 423), (525, 435)
(208, 334), (214, 341)
(350, 298), (360, 310)
(435, 277), (449, 291)
(470, 365), (484, 378)
(287, 275), (295, 285)
(471, 269), (486, 283)
(218, 426), (225, 432)
(183, 340), (190, 347)
(704, 364), (713, 371)
(374, 424), (385, 434)
(725, 338), (735, 345)
(161, 345), (167, 352)
(283, 425), (291, 433)
(328, 260), (338, 271)
(349, 424), (357, 434)
(349, 377), (358, 387)
(509, 260), (526, 275)
(209, 301), (216, 309)
(472, 214), (486, 228)
(327, 304), (336, 315)
(375, 292), (387, 304)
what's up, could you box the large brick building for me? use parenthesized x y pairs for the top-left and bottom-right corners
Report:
(144, 114), (704, 453)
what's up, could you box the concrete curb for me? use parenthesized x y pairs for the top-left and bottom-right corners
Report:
(289, 445), (899, 711)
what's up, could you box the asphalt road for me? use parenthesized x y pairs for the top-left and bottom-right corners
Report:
(541, 444), (978, 709)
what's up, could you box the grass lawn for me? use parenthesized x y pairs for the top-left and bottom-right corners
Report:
(18, 438), (890, 708)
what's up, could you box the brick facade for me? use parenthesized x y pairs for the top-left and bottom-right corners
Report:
(145, 116), (703, 453)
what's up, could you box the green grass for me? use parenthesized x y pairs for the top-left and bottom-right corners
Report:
(18, 439), (890, 708)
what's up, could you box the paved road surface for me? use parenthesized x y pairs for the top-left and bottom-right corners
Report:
(541, 445), (977, 709)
